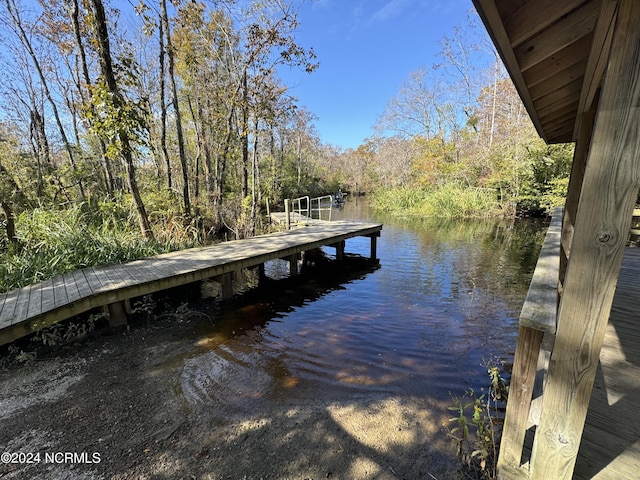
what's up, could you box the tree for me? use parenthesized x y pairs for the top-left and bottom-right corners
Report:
(160, 0), (190, 215)
(3, 0), (86, 201)
(86, 0), (153, 239)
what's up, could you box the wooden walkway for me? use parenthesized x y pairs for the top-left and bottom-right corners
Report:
(573, 246), (640, 479)
(0, 220), (381, 346)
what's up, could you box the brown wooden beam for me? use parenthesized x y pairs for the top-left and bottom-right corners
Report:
(530, 2), (640, 478)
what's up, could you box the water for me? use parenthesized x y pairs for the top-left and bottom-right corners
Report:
(179, 201), (547, 414)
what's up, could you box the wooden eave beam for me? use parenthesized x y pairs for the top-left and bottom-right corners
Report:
(472, 0), (548, 142)
(529, 60), (587, 101)
(533, 77), (583, 111)
(514, 0), (599, 73)
(504, 0), (589, 47)
(541, 114), (577, 140)
(539, 102), (580, 126)
(573, 0), (619, 140)
(523, 35), (592, 88)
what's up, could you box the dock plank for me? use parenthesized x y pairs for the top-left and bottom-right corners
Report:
(64, 271), (81, 304)
(26, 282), (42, 320)
(73, 270), (92, 299)
(11, 286), (32, 327)
(0, 289), (19, 329)
(0, 291), (5, 323)
(39, 278), (56, 315)
(52, 274), (69, 309)
(82, 267), (103, 294)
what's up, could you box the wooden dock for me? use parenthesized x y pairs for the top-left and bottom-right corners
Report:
(0, 220), (381, 346)
(573, 246), (640, 479)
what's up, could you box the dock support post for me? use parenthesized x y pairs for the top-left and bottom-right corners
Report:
(369, 233), (378, 260)
(213, 272), (234, 300)
(498, 325), (544, 471)
(106, 300), (130, 328)
(334, 241), (345, 261)
(288, 254), (299, 276)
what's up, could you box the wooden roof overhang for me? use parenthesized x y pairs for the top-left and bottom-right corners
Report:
(472, 0), (613, 144)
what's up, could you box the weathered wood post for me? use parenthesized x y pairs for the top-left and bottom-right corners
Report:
(106, 300), (130, 328)
(284, 198), (291, 230)
(213, 272), (234, 300)
(288, 254), (299, 276)
(369, 233), (379, 260)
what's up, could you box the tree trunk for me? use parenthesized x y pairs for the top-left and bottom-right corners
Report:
(161, 0), (190, 216)
(241, 69), (249, 199)
(65, 0), (114, 197)
(158, 16), (172, 190)
(88, 0), (153, 240)
(0, 161), (19, 246)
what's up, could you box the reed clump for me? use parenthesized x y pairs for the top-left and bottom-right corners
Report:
(0, 203), (195, 293)
(371, 185), (500, 218)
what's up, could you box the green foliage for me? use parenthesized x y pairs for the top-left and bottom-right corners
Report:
(31, 315), (98, 347)
(371, 185), (499, 218)
(516, 143), (573, 215)
(447, 362), (509, 479)
(83, 79), (149, 159)
(0, 205), (169, 293)
(5, 345), (37, 365)
(131, 295), (157, 325)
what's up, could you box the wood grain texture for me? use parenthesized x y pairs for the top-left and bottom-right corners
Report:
(514, 1), (599, 72)
(529, 2), (640, 478)
(503, 0), (589, 47)
(498, 325), (544, 471)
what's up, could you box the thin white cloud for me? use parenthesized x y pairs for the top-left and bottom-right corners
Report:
(370, 0), (409, 23)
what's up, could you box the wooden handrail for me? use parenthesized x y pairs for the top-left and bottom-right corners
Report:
(497, 207), (562, 477)
(519, 206), (562, 334)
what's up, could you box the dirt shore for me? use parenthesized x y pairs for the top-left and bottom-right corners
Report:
(0, 302), (460, 480)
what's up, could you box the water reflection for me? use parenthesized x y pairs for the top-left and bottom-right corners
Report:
(179, 202), (547, 418)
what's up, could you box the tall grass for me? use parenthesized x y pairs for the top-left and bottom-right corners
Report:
(371, 185), (501, 219)
(0, 204), (189, 293)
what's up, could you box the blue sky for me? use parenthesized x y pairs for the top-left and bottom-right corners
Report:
(280, 0), (476, 150)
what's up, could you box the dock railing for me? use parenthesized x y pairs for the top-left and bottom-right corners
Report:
(291, 195), (310, 219)
(497, 207), (562, 478)
(497, 205), (640, 478)
(285, 195), (333, 223)
(310, 195), (333, 221)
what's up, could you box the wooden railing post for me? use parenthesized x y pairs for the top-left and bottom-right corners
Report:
(284, 198), (291, 230)
(497, 207), (562, 478)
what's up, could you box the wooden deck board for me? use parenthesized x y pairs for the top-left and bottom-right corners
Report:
(573, 247), (640, 480)
(0, 289), (19, 329)
(0, 220), (382, 345)
(52, 274), (69, 309)
(11, 287), (32, 327)
(0, 291), (5, 325)
(64, 270), (81, 304)
(39, 278), (55, 316)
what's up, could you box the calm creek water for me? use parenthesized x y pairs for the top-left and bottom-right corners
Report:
(178, 201), (547, 414)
